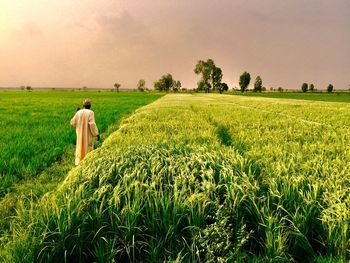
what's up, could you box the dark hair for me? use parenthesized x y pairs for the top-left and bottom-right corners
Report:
(83, 105), (91, 109)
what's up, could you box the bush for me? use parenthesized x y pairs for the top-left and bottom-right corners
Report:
(327, 84), (333, 93)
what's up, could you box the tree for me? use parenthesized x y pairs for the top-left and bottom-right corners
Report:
(154, 73), (174, 92)
(211, 66), (223, 91)
(218, 83), (229, 94)
(194, 59), (213, 91)
(197, 80), (211, 93)
(137, 79), (146, 92)
(173, 80), (181, 92)
(309, 83), (314, 92)
(26, 86), (32, 91)
(239, 72), (251, 92)
(194, 59), (223, 92)
(114, 83), (121, 92)
(301, 83), (308, 92)
(254, 76), (262, 92)
(327, 84), (333, 93)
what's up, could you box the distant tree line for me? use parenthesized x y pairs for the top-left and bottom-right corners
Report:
(109, 57), (335, 93)
(15, 57), (338, 92)
(193, 59), (266, 93)
(301, 83), (334, 93)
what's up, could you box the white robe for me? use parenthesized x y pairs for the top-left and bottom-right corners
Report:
(70, 109), (99, 165)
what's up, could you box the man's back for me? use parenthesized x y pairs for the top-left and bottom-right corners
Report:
(72, 109), (95, 133)
(70, 109), (99, 165)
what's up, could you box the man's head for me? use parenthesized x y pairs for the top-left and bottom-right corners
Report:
(83, 99), (91, 109)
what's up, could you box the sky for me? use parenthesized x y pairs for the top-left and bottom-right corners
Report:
(0, 0), (349, 90)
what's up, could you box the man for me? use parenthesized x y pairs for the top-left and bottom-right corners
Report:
(70, 99), (100, 165)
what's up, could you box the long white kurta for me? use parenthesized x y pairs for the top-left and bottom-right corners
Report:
(70, 109), (99, 165)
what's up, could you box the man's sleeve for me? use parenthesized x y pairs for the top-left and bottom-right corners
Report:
(88, 112), (99, 137)
(70, 113), (77, 127)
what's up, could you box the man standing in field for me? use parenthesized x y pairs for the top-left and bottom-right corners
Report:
(70, 99), (100, 165)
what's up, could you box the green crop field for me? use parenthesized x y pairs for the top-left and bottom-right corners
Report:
(0, 90), (162, 247)
(0, 91), (161, 192)
(1, 93), (350, 262)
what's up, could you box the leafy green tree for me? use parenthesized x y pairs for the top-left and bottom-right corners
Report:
(254, 76), (262, 92)
(114, 83), (121, 92)
(218, 83), (229, 94)
(137, 79), (146, 92)
(211, 66), (223, 91)
(194, 59), (213, 90)
(173, 80), (181, 92)
(301, 83), (308, 92)
(327, 84), (333, 93)
(154, 74), (174, 92)
(194, 59), (223, 92)
(239, 72), (251, 92)
(197, 80), (211, 93)
(309, 83), (314, 92)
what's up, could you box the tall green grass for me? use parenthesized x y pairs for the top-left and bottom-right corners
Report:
(2, 94), (350, 262)
(0, 91), (162, 193)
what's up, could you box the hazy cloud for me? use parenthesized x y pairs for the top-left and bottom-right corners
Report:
(0, 0), (349, 89)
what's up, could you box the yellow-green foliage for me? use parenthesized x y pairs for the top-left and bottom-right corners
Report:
(2, 94), (350, 262)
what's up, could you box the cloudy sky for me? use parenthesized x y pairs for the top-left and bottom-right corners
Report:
(0, 0), (349, 90)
